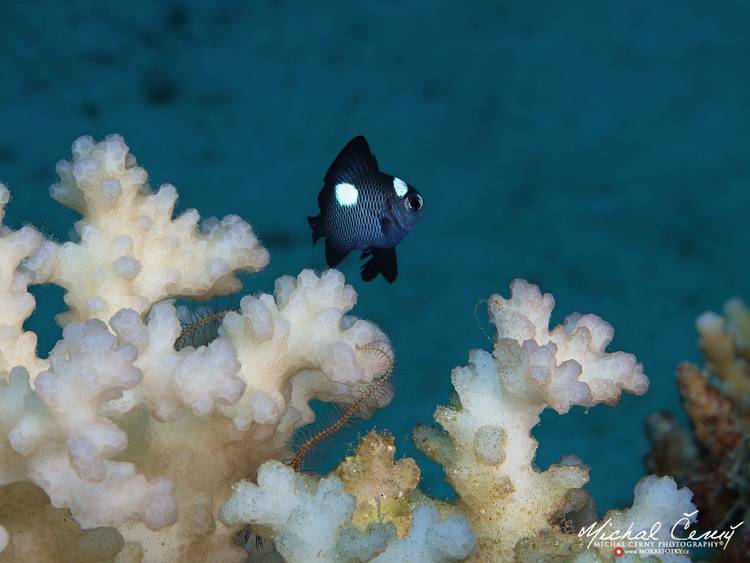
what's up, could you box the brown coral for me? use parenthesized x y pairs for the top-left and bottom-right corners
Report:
(646, 300), (750, 561)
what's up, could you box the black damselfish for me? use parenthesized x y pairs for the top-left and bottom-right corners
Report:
(307, 135), (423, 283)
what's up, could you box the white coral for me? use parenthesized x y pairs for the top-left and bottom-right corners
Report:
(597, 476), (697, 563)
(371, 504), (476, 563)
(220, 461), (475, 563)
(28, 449), (178, 530)
(106, 303), (245, 420)
(0, 184), (47, 378)
(214, 280), (697, 562)
(0, 136), (403, 562)
(420, 344), (591, 558)
(23, 135), (269, 325)
(0, 136), (695, 563)
(414, 279), (665, 561)
(0, 366), (178, 533)
(33, 319), (142, 481)
(221, 461), (357, 562)
(218, 268), (392, 431)
(489, 279), (649, 406)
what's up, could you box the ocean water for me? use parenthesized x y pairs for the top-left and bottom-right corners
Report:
(0, 0), (748, 516)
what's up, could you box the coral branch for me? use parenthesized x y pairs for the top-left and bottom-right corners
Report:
(0, 135), (696, 562)
(0, 137), (395, 562)
(646, 298), (750, 560)
(0, 184), (47, 378)
(218, 269), (393, 431)
(23, 135), (269, 325)
(221, 280), (691, 562)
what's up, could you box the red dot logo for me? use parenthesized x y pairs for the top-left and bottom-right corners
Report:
(614, 546), (625, 557)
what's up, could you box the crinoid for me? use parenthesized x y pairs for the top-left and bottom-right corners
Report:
(286, 342), (395, 473)
(173, 295), (240, 350)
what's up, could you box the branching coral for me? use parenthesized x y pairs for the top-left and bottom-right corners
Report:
(646, 299), (750, 561)
(220, 451), (476, 563)
(217, 269), (391, 432)
(0, 185), (47, 378)
(221, 280), (695, 562)
(412, 280), (687, 561)
(0, 135), (699, 562)
(0, 136), (392, 562)
(104, 303), (245, 421)
(22, 134), (270, 326)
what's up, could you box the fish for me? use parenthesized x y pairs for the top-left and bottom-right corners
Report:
(307, 135), (423, 283)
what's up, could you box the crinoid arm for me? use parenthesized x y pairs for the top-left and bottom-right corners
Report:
(221, 280), (696, 563)
(286, 342), (395, 473)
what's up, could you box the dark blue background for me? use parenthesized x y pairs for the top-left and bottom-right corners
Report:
(1, 1), (748, 513)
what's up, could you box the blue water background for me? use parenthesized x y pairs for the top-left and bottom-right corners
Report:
(1, 1), (748, 514)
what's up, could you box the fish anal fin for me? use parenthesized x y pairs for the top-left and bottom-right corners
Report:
(360, 249), (378, 282)
(324, 135), (379, 185)
(359, 247), (398, 283)
(325, 239), (350, 268)
(377, 247), (398, 283)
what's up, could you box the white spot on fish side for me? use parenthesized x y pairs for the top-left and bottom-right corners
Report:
(335, 182), (359, 206)
(393, 177), (408, 197)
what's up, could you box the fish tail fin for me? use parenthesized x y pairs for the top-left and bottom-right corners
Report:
(308, 215), (323, 244)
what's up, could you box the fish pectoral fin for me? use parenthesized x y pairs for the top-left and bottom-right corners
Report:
(379, 214), (394, 237)
(359, 247), (398, 283)
(324, 135), (379, 185)
(325, 239), (350, 268)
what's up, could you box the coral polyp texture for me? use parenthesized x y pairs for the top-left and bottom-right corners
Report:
(23, 135), (270, 326)
(0, 136), (392, 562)
(0, 136), (696, 562)
(0, 185), (47, 378)
(221, 280), (696, 562)
(646, 299), (750, 561)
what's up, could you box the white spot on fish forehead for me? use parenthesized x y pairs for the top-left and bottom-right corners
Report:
(393, 177), (408, 197)
(335, 182), (359, 206)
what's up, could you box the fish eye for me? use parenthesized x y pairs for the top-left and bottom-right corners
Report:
(406, 194), (423, 211)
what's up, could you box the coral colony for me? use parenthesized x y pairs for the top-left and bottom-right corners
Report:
(0, 135), (714, 561)
(647, 301), (750, 561)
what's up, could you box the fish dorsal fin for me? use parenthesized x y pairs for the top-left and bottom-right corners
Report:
(324, 135), (379, 185)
